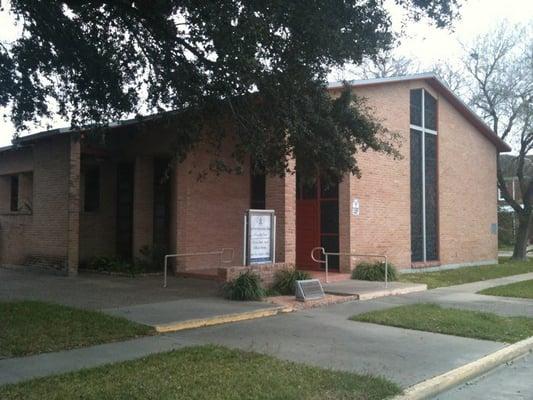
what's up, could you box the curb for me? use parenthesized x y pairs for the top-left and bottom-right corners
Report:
(391, 336), (533, 400)
(154, 306), (286, 333)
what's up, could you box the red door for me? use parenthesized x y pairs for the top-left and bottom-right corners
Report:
(296, 199), (320, 269)
(296, 177), (339, 270)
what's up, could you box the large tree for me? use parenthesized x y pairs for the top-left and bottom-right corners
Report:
(349, 49), (419, 80)
(458, 24), (533, 260)
(0, 0), (458, 181)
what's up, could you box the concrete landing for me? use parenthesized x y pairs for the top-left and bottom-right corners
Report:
(103, 297), (283, 332)
(323, 279), (427, 300)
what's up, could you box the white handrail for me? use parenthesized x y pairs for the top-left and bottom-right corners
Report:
(310, 247), (389, 286)
(163, 248), (234, 288)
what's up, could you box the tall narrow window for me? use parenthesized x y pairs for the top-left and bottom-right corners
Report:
(250, 171), (266, 209)
(84, 166), (100, 212)
(410, 89), (438, 262)
(10, 175), (19, 212)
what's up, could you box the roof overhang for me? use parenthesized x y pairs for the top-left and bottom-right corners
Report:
(328, 73), (511, 153)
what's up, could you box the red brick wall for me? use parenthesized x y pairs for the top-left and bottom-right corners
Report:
(337, 80), (498, 270)
(340, 82), (412, 269)
(438, 90), (498, 265)
(172, 142), (251, 270)
(265, 160), (296, 264)
(0, 136), (72, 271)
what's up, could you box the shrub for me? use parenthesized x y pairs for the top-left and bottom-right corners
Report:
(135, 245), (166, 272)
(352, 261), (398, 282)
(224, 271), (265, 301)
(86, 256), (142, 277)
(272, 268), (311, 295)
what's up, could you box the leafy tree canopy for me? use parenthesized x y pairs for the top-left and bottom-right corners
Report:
(0, 0), (458, 180)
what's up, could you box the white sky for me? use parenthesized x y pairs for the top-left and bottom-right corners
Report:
(0, 0), (532, 147)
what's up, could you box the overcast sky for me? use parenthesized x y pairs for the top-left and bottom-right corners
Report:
(0, 0), (532, 147)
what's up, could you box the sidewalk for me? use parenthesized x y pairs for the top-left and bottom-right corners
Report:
(2, 272), (533, 389)
(103, 297), (282, 331)
(0, 298), (505, 388)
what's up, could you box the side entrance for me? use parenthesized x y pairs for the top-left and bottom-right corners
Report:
(295, 176), (339, 270)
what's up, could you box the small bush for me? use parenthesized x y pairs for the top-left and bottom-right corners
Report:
(272, 268), (311, 295)
(224, 271), (265, 301)
(135, 245), (166, 272)
(86, 256), (143, 277)
(352, 261), (398, 282)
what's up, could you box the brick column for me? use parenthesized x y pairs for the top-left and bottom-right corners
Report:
(338, 173), (354, 273)
(265, 162), (296, 264)
(67, 134), (81, 276)
(132, 156), (154, 258)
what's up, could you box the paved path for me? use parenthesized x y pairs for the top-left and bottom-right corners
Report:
(436, 353), (533, 399)
(0, 335), (190, 385)
(0, 266), (222, 309)
(170, 303), (505, 387)
(0, 299), (505, 387)
(2, 268), (533, 389)
(104, 297), (279, 326)
(374, 272), (533, 318)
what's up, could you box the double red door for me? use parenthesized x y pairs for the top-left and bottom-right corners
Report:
(296, 177), (339, 270)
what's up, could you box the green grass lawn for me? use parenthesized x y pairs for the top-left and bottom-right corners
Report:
(479, 279), (533, 299)
(351, 303), (533, 343)
(0, 301), (153, 358)
(0, 345), (401, 400)
(399, 258), (533, 289)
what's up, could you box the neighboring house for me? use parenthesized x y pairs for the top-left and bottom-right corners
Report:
(0, 73), (510, 281)
(497, 154), (533, 245)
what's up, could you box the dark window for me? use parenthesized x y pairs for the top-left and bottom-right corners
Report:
(153, 159), (171, 255)
(10, 175), (18, 212)
(410, 129), (424, 262)
(84, 166), (100, 212)
(410, 89), (423, 126)
(425, 133), (438, 260)
(409, 88), (439, 262)
(250, 172), (266, 209)
(424, 92), (437, 131)
(116, 163), (134, 259)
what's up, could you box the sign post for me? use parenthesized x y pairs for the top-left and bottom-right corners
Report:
(245, 209), (276, 265)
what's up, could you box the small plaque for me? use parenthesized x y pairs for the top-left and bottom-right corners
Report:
(295, 279), (325, 302)
(352, 198), (360, 216)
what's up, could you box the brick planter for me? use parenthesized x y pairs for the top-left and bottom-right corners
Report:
(218, 263), (295, 288)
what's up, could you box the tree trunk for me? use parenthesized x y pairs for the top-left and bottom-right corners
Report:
(512, 213), (531, 261)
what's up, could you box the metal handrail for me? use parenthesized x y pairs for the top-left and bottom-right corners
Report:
(311, 246), (389, 286)
(163, 248), (234, 288)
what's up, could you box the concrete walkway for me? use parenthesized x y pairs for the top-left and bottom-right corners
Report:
(0, 266), (222, 309)
(368, 272), (533, 318)
(0, 335), (190, 385)
(323, 279), (427, 299)
(103, 297), (281, 329)
(0, 298), (505, 388)
(2, 268), (533, 389)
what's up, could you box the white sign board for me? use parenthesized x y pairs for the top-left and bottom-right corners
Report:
(352, 198), (360, 216)
(246, 210), (276, 265)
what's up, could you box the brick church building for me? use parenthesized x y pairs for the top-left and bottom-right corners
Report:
(0, 73), (510, 280)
